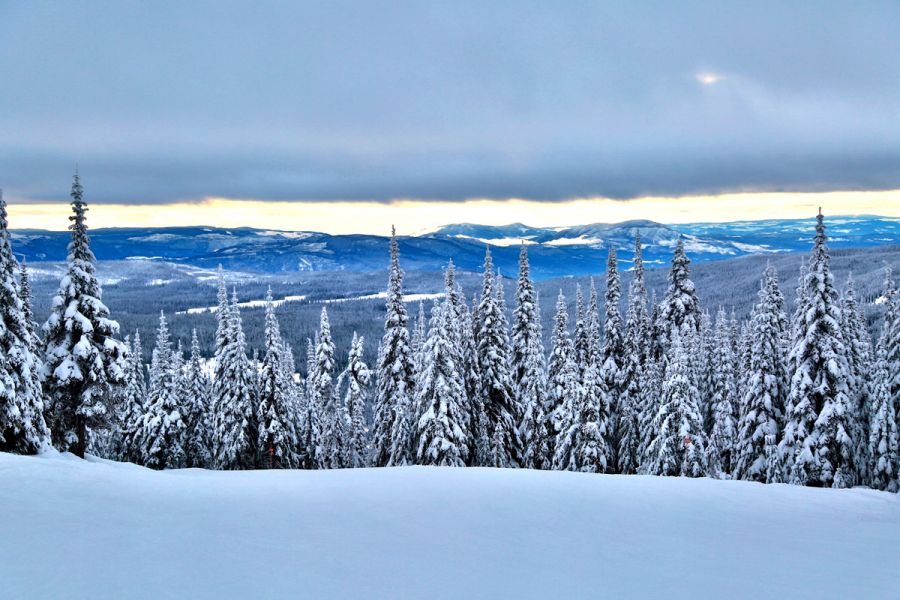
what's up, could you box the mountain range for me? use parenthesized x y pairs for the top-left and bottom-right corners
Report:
(11, 215), (899, 279)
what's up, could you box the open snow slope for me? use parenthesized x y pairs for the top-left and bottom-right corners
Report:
(2, 452), (899, 600)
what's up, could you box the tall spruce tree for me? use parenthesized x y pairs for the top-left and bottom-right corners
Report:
(342, 332), (371, 468)
(0, 191), (50, 454)
(876, 267), (900, 464)
(140, 312), (185, 469)
(841, 273), (872, 481)
(474, 251), (522, 467)
(707, 308), (738, 477)
(545, 290), (579, 465)
(512, 244), (549, 469)
(371, 227), (415, 466)
(602, 248), (625, 466)
(42, 173), (127, 457)
(258, 289), (296, 468)
(183, 329), (212, 468)
(783, 211), (855, 488)
(645, 329), (708, 477)
(655, 239), (702, 356)
(212, 290), (257, 469)
(554, 357), (612, 473)
(868, 333), (898, 492)
(414, 300), (470, 466)
(734, 266), (788, 482)
(297, 337), (319, 469)
(573, 284), (589, 372)
(118, 332), (146, 462)
(315, 307), (346, 469)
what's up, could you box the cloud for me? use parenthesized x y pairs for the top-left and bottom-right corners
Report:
(1, 1), (898, 204)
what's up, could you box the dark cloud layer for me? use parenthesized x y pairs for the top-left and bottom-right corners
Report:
(1, 1), (898, 204)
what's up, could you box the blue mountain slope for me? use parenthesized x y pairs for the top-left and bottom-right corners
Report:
(11, 216), (900, 279)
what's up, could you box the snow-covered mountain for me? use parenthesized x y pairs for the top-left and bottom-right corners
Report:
(11, 215), (899, 279)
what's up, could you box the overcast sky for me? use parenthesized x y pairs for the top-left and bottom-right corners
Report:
(1, 1), (899, 211)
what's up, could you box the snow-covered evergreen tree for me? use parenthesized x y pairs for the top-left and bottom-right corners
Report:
(182, 329), (212, 468)
(474, 250), (522, 467)
(545, 290), (579, 465)
(601, 248), (625, 465)
(783, 211), (855, 488)
(867, 335), (898, 492)
(341, 332), (371, 468)
(212, 290), (257, 469)
(655, 239), (702, 356)
(573, 284), (589, 372)
(42, 173), (127, 457)
(617, 233), (649, 474)
(118, 332), (146, 463)
(645, 329), (707, 477)
(414, 300), (470, 466)
(734, 266), (788, 482)
(0, 191), (50, 454)
(879, 267), (900, 450)
(19, 261), (39, 351)
(841, 273), (872, 482)
(554, 357), (611, 473)
(371, 227), (415, 466)
(707, 308), (738, 477)
(257, 289), (296, 468)
(512, 244), (549, 469)
(314, 307), (346, 469)
(297, 337), (319, 469)
(140, 312), (185, 469)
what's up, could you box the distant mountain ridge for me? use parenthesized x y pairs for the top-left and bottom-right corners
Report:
(11, 215), (900, 279)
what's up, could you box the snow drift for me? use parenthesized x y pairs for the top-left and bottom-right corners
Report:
(1, 451), (898, 599)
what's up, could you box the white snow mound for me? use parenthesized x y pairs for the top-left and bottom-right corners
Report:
(1, 451), (898, 600)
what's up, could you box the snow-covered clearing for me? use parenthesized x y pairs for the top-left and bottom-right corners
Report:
(1, 451), (898, 600)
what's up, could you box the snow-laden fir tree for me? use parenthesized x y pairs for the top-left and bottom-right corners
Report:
(411, 301), (427, 422)
(601, 248), (625, 461)
(545, 290), (579, 463)
(617, 232), (649, 474)
(442, 261), (477, 457)
(512, 244), (549, 469)
(554, 355), (612, 473)
(867, 333), (898, 492)
(371, 227), (415, 467)
(783, 210), (855, 488)
(573, 284), (589, 372)
(876, 267), (900, 461)
(654, 239), (702, 357)
(212, 290), (257, 469)
(734, 266), (788, 482)
(257, 289), (297, 468)
(42, 173), (127, 457)
(414, 299), (470, 466)
(474, 251), (522, 467)
(182, 329), (212, 468)
(0, 191), (50, 454)
(19, 261), (39, 351)
(314, 307), (347, 469)
(645, 328), (708, 477)
(696, 310), (716, 432)
(341, 332), (371, 468)
(841, 273), (872, 481)
(140, 312), (185, 469)
(706, 307), (738, 477)
(297, 337), (319, 469)
(118, 332), (146, 462)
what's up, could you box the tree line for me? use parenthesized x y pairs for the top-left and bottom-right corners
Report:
(1, 174), (898, 492)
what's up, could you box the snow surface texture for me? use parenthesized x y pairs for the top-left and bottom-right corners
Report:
(1, 451), (898, 600)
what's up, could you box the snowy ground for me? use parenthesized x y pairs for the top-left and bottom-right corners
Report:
(2, 452), (898, 600)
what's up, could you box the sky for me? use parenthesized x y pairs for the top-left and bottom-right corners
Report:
(1, 1), (898, 233)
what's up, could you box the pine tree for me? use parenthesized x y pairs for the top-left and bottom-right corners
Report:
(655, 239), (702, 356)
(867, 335), (898, 492)
(371, 227), (415, 466)
(783, 211), (855, 488)
(512, 244), (549, 469)
(257, 289), (296, 468)
(573, 284), (589, 372)
(645, 329), (708, 477)
(19, 261), (39, 351)
(183, 329), (212, 468)
(414, 300), (470, 466)
(841, 273), (872, 482)
(545, 290), (579, 466)
(707, 308), (738, 477)
(554, 358), (612, 473)
(297, 337), (319, 469)
(140, 312), (185, 469)
(314, 307), (346, 469)
(879, 267), (900, 452)
(734, 266), (788, 482)
(342, 332), (371, 468)
(602, 248), (625, 467)
(618, 232), (649, 474)
(0, 191), (50, 454)
(474, 251), (522, 467)
(212, 290), (257, 469)
(118, 332), (146, 463)
(42, 173), (127, 457)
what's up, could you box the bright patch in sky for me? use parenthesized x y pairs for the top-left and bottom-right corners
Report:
(695, 71), (722, 85)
